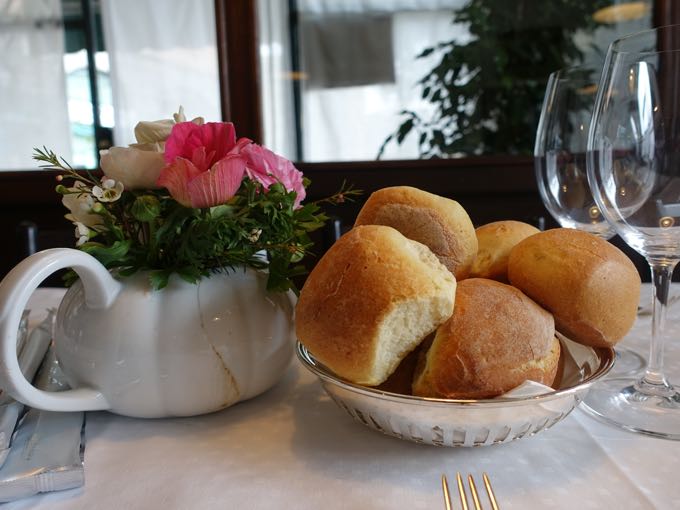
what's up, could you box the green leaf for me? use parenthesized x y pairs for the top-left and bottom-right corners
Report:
(177, 266), (203, 284)
(209, 204), (235, 219)
(131, 195), (161, 222)
(396, 118), (414, 144)
(148, 270), (171, 290)
(80, 240), (131, 266)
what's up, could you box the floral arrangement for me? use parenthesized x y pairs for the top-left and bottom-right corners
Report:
(34, 108), (356, 292)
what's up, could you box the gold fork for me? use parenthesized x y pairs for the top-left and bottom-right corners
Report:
(441, 473), (499, 510)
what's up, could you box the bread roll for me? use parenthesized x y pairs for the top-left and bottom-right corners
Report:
(412, 278), (559, 399)
(507, 228), (640, 348)
(354, 186), (477, 279)
(296, 225), (456, 386)
(469, 220), (540, 281)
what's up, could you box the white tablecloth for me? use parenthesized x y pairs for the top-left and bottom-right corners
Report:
(5, 285), (680, 509)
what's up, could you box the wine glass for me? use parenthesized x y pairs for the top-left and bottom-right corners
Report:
(535, 65), (617, 238)
(585, 25), (680, 439)
(535, 65), (645, 374)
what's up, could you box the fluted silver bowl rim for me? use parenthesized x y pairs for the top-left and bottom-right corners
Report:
(296, 341), (616, 408)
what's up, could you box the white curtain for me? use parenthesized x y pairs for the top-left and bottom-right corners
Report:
(258, 0), (297, 160)
(0, 0), (71, 170)
(101, 0), (221, 147)
(299, 5), (470, 161)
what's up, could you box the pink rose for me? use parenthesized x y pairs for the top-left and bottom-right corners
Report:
(157, 122), (251, 208)
(242, 144), (306, 207)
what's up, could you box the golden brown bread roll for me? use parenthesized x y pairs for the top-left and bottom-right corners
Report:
(469, 220), (540, 282)
(412, 278), (560, 399)
(354, 186), (477, 279)
(296, 225), (456, 386)
(507, 228), (640, 348)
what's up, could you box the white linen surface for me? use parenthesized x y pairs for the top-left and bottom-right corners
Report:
(5, 284), (680, 509)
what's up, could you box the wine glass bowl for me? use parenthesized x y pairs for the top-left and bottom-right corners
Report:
(535, 64), (645, 376)
(585, 25), (680, 439)
(535, 65), (617, 239)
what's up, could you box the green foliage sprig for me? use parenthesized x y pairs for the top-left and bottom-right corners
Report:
(34, 147), (359, 294)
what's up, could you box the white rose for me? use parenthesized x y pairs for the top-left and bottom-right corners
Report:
(100, 146), (166, 190)
(100, 108), (205, 190)
(133, 106), (204, 146)
(134, 118), (175, 145)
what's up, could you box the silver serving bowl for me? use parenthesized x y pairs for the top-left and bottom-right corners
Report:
(296, 336), (615, 447)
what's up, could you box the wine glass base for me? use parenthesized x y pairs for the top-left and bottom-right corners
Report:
(611, 348), (646, 375)
(581, 376), (680, 440)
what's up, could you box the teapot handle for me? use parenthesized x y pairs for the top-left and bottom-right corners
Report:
(0, 248), (120, 412)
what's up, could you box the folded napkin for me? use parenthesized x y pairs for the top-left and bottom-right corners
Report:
(0, 313), (86, 503)
(0, 309), (51, 465)
(500, 333), (602, 398)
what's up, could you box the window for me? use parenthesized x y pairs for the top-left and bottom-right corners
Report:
(257, 0), (654, 162)
(0, 0), (220, 171)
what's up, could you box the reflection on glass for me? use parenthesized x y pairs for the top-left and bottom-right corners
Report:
(258, 0), (653, 163)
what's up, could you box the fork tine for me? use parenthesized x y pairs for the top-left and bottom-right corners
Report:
(468, 474), (483, 510)
(441, 474), (453, 510)
(444, 472), (500, 510)
(456, 472), (469, 510)
(482, 473), (500, 510)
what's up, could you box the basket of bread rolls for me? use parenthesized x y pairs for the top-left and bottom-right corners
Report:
(295, 186), (638, 447)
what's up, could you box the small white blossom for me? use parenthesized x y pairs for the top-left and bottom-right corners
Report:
(63, 181), (103, 228)
(74, 222), (91, 246)
(247, 228), (262, 243)
(92, 178), (124, 202)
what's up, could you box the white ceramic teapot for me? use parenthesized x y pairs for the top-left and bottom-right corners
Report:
(0, 248), (296, 418)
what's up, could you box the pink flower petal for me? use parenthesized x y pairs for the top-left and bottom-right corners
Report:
(242, 144), (306, 207)
(187, 155), (247, 208)
(156, 158), (203, 207)
(233, 137), (253, 154)
(165, 122), (237, 165)
(190, 146), (212, 171)
(196, 123), (236, 164)
(164, 122), (200, 163)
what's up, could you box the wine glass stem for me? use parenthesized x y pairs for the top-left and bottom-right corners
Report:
(637, 261), (678, 395)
